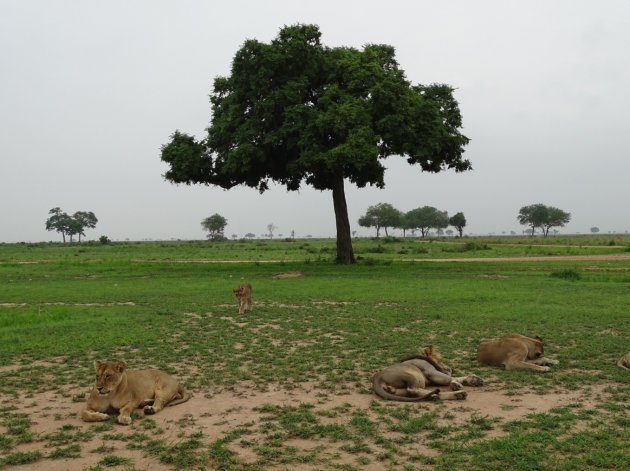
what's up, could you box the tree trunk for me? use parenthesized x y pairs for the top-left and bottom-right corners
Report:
(331, 176), (356, 264)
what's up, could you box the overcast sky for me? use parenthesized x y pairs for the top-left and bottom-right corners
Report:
(1, 0), (629, 242)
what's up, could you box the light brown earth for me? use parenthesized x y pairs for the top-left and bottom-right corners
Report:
(0, 371), (617, 471)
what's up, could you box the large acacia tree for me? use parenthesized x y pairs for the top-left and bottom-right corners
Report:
(161, 24), (470, 263)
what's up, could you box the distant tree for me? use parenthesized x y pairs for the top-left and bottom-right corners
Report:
(73, 211), (98, 242)
(449, 212), (466, 237)
(291, 230), (295, 239)
(245, 232), (256, 239)
(397, 211), (415, 238)
(201, 213), (228, 240)
(358, 203), (402, 238)
(159, 24), (471, 264)
(45, 207), (71, 242)
(518, 204), (570, 237)
(590, 227), (600, 234)
(406, 206), (448, 238)
(267, 223), (277, 239)
(445, 229), (454, 236)
(232, 234), (238, 240)
(46, 207), (98, 243)
(542, 207), (571, 236)
(517, 204), (548, 236)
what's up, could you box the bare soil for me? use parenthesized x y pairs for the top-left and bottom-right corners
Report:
(1, 374), (615, 471)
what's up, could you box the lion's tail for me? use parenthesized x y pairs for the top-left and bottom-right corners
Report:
(372, 373), (439, 402)
(168, 386), (193, 407)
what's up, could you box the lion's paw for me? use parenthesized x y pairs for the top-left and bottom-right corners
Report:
(450, 381), (464, 391)
(463, 375), (484, 387)
(143, 405), (156, 415)
(117, 415), (132, 425)
(383, 384), (397, 395)
(454, 390), (468, 400)
(540, 366), (551, 372)
(546, 359), (559, 366)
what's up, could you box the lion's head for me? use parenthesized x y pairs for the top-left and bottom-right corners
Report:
(400, 345), (452, 374)
(527, 336), (545, 360)
(93, 360), (126, 396)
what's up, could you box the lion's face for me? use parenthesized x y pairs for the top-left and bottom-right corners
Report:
(421, 345), (452, 374)
(528, 337), (544, 360)
(93, 360), (126, 396)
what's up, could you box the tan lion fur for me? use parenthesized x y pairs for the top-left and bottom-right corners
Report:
(81, 360), (191, 425)
(476, 334), (559, 372)
(618, 352), (630, 370)
(372, 346), (483, 402)
(233, 283), (253, 314)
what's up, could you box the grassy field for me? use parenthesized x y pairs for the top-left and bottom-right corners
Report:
(0, 236), (629, 470)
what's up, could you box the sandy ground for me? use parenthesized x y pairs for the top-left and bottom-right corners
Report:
(1, 374), (615, 471)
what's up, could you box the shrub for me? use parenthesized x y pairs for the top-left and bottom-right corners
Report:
(99, 235), (111, 245)
(550, 269), (581, 281)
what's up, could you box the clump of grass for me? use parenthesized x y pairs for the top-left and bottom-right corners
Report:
(550, 269), (581, 281)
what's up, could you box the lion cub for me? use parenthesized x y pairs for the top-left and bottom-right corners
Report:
(477, 334), (559, 372)
(233, 283), (252, 314)
(81, 360), (191, 425)
(618, 353), (630, 370)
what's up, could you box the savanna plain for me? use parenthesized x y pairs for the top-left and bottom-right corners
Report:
(0, 236), (629, 471)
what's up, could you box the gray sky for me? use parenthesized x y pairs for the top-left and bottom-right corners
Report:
(2, 0), (629, 242)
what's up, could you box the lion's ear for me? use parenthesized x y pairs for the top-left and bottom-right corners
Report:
(116, 361), (127, 373)
(94, 360), (103, 372)
(425, 345), (434, 353)
(535, 336), (543, 342)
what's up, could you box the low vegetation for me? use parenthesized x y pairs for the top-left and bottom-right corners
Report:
(0, 236), (628, 470)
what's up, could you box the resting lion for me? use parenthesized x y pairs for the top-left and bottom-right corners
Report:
(476, 334), (559, 372)
(618, 353), (630, 370)
(81, 360), (191, 425)
(372, 345), (483, 402)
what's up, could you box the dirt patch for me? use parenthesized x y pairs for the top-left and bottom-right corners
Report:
(272, 271), (305, 279)
(0, 376), (616, 470)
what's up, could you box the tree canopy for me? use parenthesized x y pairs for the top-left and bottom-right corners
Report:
(449, 212), (467, 237)
(357, 203), (402, 238)
(405, 206), (449, 238)
(201, 213), (228, 241)
(161, 24), (470, 263)
(45, 208), (98, 243)
(517, 204), (571, 236)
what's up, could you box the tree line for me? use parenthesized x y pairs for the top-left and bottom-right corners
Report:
(358, 203), (466, 238)
(45, 207), (98, 243)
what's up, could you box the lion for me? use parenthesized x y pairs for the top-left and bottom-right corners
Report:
(618, 353), (630, 370)
(372, 345), (483, 402)
(476, 334), (559, 372)
(233, 283), (252, 314)
(81, 360), (191, 425)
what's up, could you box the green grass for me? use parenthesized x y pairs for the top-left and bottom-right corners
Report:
(0, 237), (629, 470)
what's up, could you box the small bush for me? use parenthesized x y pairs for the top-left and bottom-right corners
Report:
(550, 269), (581, 281)
(364, 245), (387, 254)
(98, 235), (111, 245)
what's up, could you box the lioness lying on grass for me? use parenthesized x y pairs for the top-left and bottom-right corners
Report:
(476, 334), (559, 372)
(618, 353), (630, 370)
(81, 360), (191, 425)
(373, 345), (483, 402)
